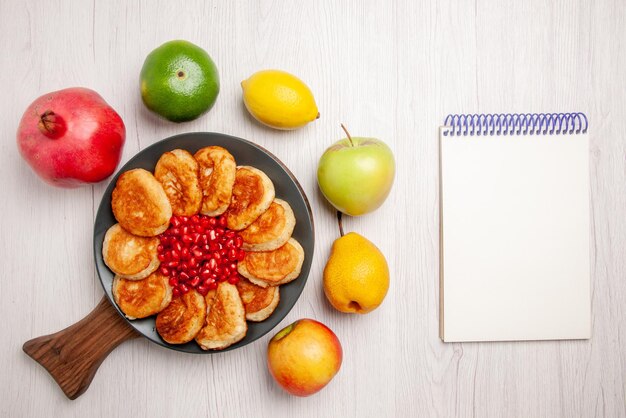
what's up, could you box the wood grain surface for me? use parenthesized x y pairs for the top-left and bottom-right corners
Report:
(1, 0), (624, 417)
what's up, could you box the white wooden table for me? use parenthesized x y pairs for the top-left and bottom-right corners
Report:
(1, 1), (625, 417)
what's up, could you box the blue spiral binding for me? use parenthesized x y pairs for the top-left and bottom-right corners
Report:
(442, 113), (588, 136)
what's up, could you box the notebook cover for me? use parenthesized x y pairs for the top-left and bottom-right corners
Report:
(439, 119), (590, 342)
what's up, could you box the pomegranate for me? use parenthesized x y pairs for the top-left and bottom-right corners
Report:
(17, 87), (125, 187)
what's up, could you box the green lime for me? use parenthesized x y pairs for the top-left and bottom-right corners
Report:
(140, 40), (220, 122)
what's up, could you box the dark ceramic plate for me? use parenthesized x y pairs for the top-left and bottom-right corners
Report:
(93, 132), (314, 354)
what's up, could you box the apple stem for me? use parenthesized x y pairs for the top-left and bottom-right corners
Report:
(337, 211), (345, 237)
(341, 124), (355, 147)
(38, 110), (67, 139)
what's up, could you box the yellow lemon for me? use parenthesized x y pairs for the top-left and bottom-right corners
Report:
(241, 70), (319, 130)
(323, 232), (389, 314)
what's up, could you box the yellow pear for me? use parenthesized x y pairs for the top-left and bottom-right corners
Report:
(323, 232), (389, 314)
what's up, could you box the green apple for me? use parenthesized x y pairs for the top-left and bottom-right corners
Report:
(317, 125), (395, 216)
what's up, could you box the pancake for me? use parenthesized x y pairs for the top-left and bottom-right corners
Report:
(194, 146), (237, 216)
(240, 199), (295, 252)
(112, 271), (172, 320)
(235, 277), (280, 321)
(103, 223), (160, 280)
(156, 290), (206, 344)
(237, 238), (305, 287)
(195, 282), (247, 350)
(154, 149), (202, 216)
(225, 166), (275, 231)
(111, 168), (172, 237)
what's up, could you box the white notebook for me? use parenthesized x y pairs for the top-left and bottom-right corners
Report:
(439, 113), (590, 342)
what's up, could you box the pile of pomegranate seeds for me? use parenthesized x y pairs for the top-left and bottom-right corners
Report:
(157, 214), (245, 297)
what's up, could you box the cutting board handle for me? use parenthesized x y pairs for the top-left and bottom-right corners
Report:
(22, 296), (139, 399)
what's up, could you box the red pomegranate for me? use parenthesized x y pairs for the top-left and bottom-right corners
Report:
(17, 87), (125, 187)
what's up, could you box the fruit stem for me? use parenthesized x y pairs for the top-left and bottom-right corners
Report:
(37, 110), (66, 139)
(341, 124), (355, 147)
(337, 211), (345, 237)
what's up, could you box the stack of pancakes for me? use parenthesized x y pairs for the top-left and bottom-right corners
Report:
(102, 146), (304, 350)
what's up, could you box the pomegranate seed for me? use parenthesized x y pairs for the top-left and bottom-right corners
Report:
(214, 266), (222, 275)
(208, 218), (217, 227)
(181, 262), (189, 271)
(169, 277), (179, 286)
(157, 244), (164, 252)
(213, 252), (221, 262)
(167, 261), (179, 268)
(218, 217), (227, 227)
(179, 272), (190, 281)
(192, 233), (201, 244)
(223, 267), (231, 276)
(209, 230), (217, 241)
(171, 250), (180, 260)
(181, 248), (190, 260)
(171, 217), (181, 227)
(158, 253), (166, 262)
(181, 216), (189, 223)
(208, 258), (218, 270)
(209, 242), (219, 251)
(228, 276), (239, 284)
(197, 285), (209, 296)
(174, 241), (183, 253)
(225, 230), (236, 239)
(200, 269), (211, 280)
(171, 227), (180, 236)
(208, 281), (218, 290)
(191, 215), (200, 224)
(228, 248), (237, 260)
(172, 288), (181, 298)
(190, 276), (200, 287)
(215, 228), (225, 237)
(202, 277), (212, 286)
(179, 283), (189, 294)
(229, 262), (237, 271)
(237, 249), (246, 261)
(189, 257), (198, 268)
(220, 248), (228, 257)
(193, 249), (203, 258)
(210, 272), (218, 280)
(182, 234), (193, 244)
(160, 266), (169, 276)
(235, 236), (243, 248)
(189, 269), (199, 277)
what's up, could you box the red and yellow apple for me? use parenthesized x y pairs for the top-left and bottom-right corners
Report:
(267, 318), (342, 396)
